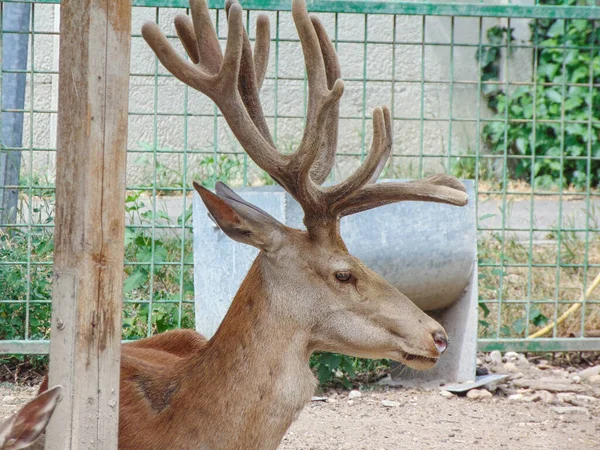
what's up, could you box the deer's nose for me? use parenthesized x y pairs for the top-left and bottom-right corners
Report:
(433, 331), (448, 354)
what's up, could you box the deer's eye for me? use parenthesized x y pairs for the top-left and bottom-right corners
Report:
(335, 271), (352, 282)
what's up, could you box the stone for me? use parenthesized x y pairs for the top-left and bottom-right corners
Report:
(504, 351), (519, 361)
(587, 375), (600, 384)
(550, 406), (590, 416)
(575, 395), (598, 404)
(381, 400), (400, 408)
(579, 365), (600, 379)
(489, 350), (503, 365)
(557, 393), (577, 404)
(551, 369), (570, 378)
(347, 400), (355, 406)
(502, 362), (520, 373)
(439, 390), (454, 399)
(508, 393), (524, 403)
(511, 378), (585, 393)
(537, 390), (555, 404)
(348, 390), (362, 399)
(466, 389), (493, 400)
(522, 393), (541, 403)
(569, 374), (582, 384)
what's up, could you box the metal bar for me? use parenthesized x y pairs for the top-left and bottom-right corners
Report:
(7, 337), (600, 356)
(479, 338), (600, 352)
(3, 0), (600, 20)
(0, 2), (30, 230)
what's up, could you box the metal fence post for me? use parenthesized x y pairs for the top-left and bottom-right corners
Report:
(0, 3), (30, 229)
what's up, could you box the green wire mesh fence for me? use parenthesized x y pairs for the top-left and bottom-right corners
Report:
(1, 0), (599, 354)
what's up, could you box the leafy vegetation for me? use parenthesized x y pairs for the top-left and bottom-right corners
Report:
(478, 0), (600, 189)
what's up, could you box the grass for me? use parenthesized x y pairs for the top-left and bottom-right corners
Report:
(478, 223), (600, 339)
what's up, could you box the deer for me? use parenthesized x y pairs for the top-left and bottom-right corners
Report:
(38, 0), (468, 448)
(0, 386), (62, 450)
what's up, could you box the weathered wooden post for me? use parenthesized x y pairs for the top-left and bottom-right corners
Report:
(45, 0), (131, 448)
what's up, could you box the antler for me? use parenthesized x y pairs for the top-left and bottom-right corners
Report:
(142, 0), (468, 240)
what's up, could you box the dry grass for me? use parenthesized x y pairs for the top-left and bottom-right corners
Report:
(478, 231), (600, 339)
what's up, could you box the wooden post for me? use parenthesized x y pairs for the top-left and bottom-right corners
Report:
(46, 0), (131, 449)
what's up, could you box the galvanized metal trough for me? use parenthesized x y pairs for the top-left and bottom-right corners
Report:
(193, 180), (478, 384)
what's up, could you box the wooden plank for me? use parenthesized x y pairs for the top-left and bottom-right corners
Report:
(45, 0), (131, 449)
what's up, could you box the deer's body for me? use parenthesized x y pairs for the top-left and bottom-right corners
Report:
(118, 259), (315, 450)
(40, 0), (469, 448)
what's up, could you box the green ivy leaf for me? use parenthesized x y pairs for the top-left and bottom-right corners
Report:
(545, 89), (562, 103)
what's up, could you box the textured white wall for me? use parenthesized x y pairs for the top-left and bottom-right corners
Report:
(21, 3), (533, 186)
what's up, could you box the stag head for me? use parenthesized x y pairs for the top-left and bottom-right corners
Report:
(142, 0), (468, 369)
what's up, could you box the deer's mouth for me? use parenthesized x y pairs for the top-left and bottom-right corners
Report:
(388, 330), (440, 370)
(394, 349), (439, 370)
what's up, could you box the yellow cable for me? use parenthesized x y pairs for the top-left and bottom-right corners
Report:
(528, 271), (600, 339)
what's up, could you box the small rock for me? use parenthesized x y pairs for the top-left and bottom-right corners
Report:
(557, 393), (577, 404)
(326, 397), (337, 404)
(439, 390), (454, 399)
(347, 400), (355, 406)
(476, 357), (483, 366)
(551, 369), (570, 378)
(489, 350), (503, 365)
(348, 390), (362, 399)
(2, 395), (16, 405)
(381, 400), (400, 408)
(551, 406), (590, 416)
(537, 390), (555, 404)
(569, 375), (581, 384)
(579, 365), (600, 379)
(523, 393), (541, 402)
(466, 389), (493, 400)
(504, 351), (519, 361)
(587, 375), (600, 384)
(537, 364), (553, 370)
(502, 362), (520, 373)
(508, 393), (524, 403)
(575, 394), (598, 404)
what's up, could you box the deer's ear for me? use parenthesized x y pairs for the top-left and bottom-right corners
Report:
(194, 182), (286, 251)
(3, 386), (62, 449)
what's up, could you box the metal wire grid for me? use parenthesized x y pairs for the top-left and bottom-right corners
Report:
(1, 0), (600, 353)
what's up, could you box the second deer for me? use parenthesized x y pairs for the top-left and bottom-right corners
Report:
(41, 0), (468, 448)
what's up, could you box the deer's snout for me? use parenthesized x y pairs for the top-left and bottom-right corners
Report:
(432, 330), (448, 354)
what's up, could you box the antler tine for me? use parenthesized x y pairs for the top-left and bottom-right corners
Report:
(254, 14), (270, 90)
(325, 106), (392, 205)
(189, 0), (223, 74)
(308, 16), (342, 185)
(288, 0), (344, 188)
(333, 175), (468, 218)
(143, 0), (287, 177)
(174, 15), (200, 64)
(225, 0), (274, 146)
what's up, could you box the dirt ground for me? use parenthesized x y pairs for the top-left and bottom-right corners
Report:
(2, 353), (600, 450)
(281, 387), (598, 449)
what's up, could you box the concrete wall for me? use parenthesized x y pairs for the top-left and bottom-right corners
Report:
(20, 3), (533, 187)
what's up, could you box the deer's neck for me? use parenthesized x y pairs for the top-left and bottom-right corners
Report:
(176, 256), (316, 450)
